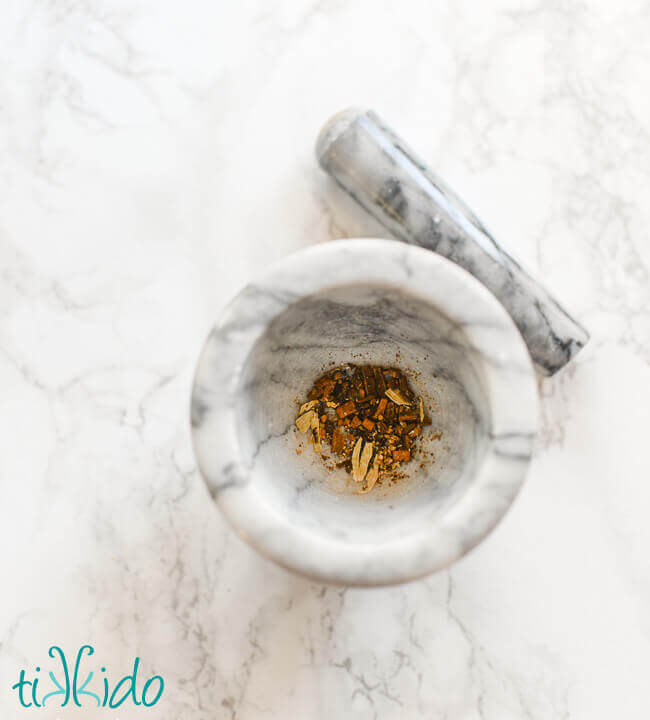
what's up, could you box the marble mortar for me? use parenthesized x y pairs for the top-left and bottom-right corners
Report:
(191, 239), (538, 585)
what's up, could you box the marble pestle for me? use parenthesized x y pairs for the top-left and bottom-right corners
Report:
(316, 108), (588, 376)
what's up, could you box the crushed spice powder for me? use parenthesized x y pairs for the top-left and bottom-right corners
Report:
(295, 363), (432, 493)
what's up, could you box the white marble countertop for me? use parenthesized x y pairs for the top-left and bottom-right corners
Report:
(1, 1), (649, 718)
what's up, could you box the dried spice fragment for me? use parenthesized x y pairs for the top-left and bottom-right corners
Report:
(385, 388), (410, 406)
(296, 409), (315, 433)
(356, 440), (373, 483)
(358, 460), (380, 494)
(331, 426), (346, 455)
(351, 437), (363, 480)
(294, 363), (433, 493)
(311, 412), (322, 452)
(373, 397), (388, 419)
(299, 400), (317, 415)
(336, 400), (357, 419)
(392, 449), (410, 462)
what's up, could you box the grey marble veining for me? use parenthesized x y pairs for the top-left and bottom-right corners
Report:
(191, 239), (538, 586)
(317, 108), (589, 376)
(4, 3), (650, 717)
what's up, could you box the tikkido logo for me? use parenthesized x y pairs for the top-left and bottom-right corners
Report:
(11, 645), (164, 709)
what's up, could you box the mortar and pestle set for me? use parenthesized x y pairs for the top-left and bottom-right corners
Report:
(191, 109), (588, 586)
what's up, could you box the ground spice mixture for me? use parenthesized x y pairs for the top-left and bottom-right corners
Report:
(294, 363), (431, 493)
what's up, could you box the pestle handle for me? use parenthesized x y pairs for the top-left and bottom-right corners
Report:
(316, 108), (588, 376)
